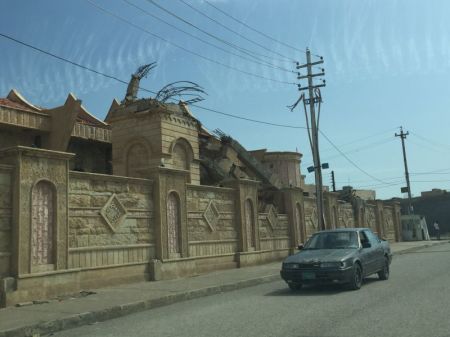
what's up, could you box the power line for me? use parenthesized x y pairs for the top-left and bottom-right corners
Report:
(305, 139), (396, 163)
(302, 127), (399, 160)
(409, 130), (450, 150)
(410, 167), (450, 175)
(204, 0), (321, 58)
(0, 32), (307, 130)
(178, 0), (295, 63)
(191, 104), (306, 129)
(145, 0), (290, 66)
(319, 130), (391, 185)
(86, 0), (295, 85)
(121, 0), (295, 74)
(304, 137), (396, 167)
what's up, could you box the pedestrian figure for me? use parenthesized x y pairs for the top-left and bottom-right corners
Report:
(434, 221), (440, 240)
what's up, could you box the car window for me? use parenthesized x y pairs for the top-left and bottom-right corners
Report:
(364, 230), (380, 245)
(359, 231), (369, 244)
(304, 231), (359, 249)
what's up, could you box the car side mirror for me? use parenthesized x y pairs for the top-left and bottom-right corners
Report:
(297, 244), (304, 250)
(362, 241), (371, 248)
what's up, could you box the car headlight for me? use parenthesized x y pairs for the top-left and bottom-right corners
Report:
(320, 262), (341, 268)
(283, 263), (300, 269)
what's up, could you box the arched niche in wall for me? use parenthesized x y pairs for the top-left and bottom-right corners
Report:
(167, 191), (182, 258)
(31, 180), (56, 272)
(170, 138), (194, 175)
(244, 198), (256, 250)
(125, 141), (151, 178)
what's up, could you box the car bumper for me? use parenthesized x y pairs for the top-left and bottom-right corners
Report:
(280, 266), (355, 285)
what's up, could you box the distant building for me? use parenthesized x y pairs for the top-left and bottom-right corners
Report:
(421, 188), (447, 198)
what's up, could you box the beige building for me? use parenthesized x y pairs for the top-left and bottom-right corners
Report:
(0, 87), (401, 307)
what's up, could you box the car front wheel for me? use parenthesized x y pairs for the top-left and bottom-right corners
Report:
(378, 257), (390, 280)
(288, 282), (302, 291)
(348, 264), (362, 290)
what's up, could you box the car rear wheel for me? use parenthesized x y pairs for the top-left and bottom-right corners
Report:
(288, 282), (302, 291)
(348, 264), (362, 290)
(378, 257), (390, 280)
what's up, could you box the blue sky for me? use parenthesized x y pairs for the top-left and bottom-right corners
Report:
(1, 0), (450, 199)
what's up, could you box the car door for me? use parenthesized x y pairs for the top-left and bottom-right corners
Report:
(365, 230), (385, 271)
(358, 231), (375, 275)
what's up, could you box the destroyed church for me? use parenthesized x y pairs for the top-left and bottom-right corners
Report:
(0, 65), (401, 306)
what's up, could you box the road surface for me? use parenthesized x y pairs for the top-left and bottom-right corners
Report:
(50, 243), (450, 337)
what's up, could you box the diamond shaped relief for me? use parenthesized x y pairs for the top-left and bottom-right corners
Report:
(203, 200), (220, 232)
(266, 205), (278, 231)
(100, 194), (127, 232)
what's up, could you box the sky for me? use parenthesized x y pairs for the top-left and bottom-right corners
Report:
(1, 0), (450, 199)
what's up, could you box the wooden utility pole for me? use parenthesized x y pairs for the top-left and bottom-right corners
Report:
(395, 126), (413, 214)
(295, 49), (326, 230)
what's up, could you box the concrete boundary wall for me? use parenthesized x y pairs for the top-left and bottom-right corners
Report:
(0, 146), (402, 307)
(68, 171), (155, 270)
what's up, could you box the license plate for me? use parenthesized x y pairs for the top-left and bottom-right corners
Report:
(302, 272), (316, 280)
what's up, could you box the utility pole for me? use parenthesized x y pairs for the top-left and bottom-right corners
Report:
(295, 49), (326, 230)
(331, 170), (336, 192)
(395, 126), (413, 215)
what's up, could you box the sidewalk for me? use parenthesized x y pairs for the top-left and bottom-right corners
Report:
(0, 240), (447, 337)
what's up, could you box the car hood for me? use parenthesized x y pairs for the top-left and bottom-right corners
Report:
(284, 249), (357, 263)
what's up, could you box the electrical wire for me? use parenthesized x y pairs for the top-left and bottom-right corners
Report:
(178, 0), (295, 63)
(409, 130), (450, 150)
(121, 0), (294, 74)
(0, 31), (307, 130)
(146, 0), (290, 66)
(86, 0), (296, 86)
(318, 130), (392, 185)
(203, 0), (321, 58)
(303, 137), (397, 168)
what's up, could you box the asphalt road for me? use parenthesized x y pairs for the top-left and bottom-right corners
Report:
(50, 243), (450, 337)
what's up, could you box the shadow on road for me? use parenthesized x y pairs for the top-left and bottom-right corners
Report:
(266, 276), (382, 297)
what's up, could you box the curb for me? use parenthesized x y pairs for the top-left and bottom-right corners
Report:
(0, 274), (280, 337)
(1, 240), (448, 337)
(392, 240), (450, 256)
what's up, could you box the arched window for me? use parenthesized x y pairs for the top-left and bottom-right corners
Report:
(126, 143), (149, 178)
(31, 181), (55, 269)
(244, 199), (255, 250)
(167, 192), (181, 258)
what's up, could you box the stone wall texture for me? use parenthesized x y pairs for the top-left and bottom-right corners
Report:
(186, 185), (238, 256)
(68, 172), (154, 269)
(0, 165), (12, 277)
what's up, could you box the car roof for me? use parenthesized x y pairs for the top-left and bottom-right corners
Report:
(314, 228), (370, 234)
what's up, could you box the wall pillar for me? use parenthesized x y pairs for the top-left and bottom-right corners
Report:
(277, 188), (305, 252)
(224, 179), (259, 266)
(149, 167), (189, 262)
(374, 201), (385, 238)
(0, 146), (73, 277)
(324, 192), (339, 230)
(389, 202), (402, 242)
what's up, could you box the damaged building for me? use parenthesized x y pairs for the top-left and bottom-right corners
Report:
(0, 76), (401, 306)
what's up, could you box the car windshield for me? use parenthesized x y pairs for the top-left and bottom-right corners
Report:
(304, 231), (359, 249)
